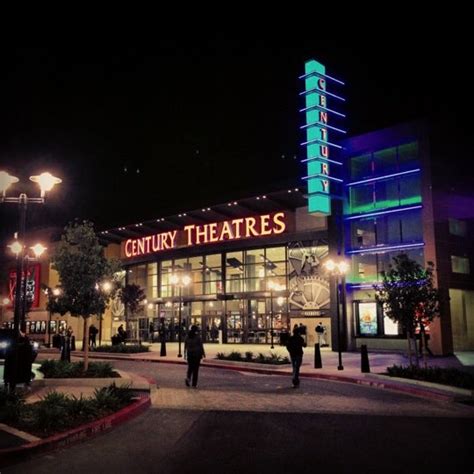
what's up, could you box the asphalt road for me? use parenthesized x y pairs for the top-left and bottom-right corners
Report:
(4, 361), (474, 474)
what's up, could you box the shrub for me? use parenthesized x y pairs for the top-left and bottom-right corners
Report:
(386, 365), (474, 389)
(0, 387), (25, 423)
(39, 360), (118, 378)
(12, 384), (135, 437)
(216, 351), (290, 365)
(227, 351), (243, 361)
(94, 383), (133, 413)
(93, 344), (150, 353)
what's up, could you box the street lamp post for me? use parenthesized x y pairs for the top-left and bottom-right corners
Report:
(267, 281), (283, 350)
(170, 273), (191, 358)
(1, 171), (60, 390)
(0, 171), (61, 336)
(324, 259), (349, 371)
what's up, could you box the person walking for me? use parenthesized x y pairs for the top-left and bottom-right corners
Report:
(89, 324), (98, 348)
(286, 326), (306, 388)
(315, 322), (326, 346)
(184, 325), (206, 388)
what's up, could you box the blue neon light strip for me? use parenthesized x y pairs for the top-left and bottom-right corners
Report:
(344, 205), (423, 221)
(302, 174), (343, 182)
(298, 70), (345, 86)
(299, 103), (346, 118)
(347, 242), (424, 255)
(300, 138), (343, 149)
(346, 169), (421, 187)
(299, 88), (346, 102)
(347, 283), (375, 290)
(301, 156), (343, 166)
(300, 122), (347, 134)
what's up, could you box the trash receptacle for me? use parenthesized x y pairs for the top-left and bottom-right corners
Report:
(52, 333), (61, 349)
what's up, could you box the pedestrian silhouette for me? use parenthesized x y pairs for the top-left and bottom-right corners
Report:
(286, 327), (306, 388)
(184, 325), (206, 388)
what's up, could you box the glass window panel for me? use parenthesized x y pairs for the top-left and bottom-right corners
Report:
(265, 247), (286, 262)
(405, 248), (424, 266)
(147, 263), (157, 276)
(351, 153), (372, 180)
(350, 184), (374, 213)
(351, 254), (377, 282)
(351, 219), (376, 248)
(226, 277), (243, 293)
(449, 218), (467, 237)
(383, 314), (399, 335)
(374, 179), (399, 209)
(451, 256), (470, 274)
(374, 147), (397, 175)
(401, 210), (423, 243)
(206, 254), (221, 268)
(398, 142), (418, 169)
(173, 258), (187, 270)
(399, 175), (421, 206)
(246, 248), (262, 258)
(188, 257), (202, 270)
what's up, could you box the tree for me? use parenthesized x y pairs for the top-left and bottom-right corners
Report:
(374, 253), (441, 366)
(119, 284), (146, 342)
(51, 221), (121, 370)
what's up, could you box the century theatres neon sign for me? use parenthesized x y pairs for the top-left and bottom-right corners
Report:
(123, 212), (287, 258)
(300, 59), (346, 216)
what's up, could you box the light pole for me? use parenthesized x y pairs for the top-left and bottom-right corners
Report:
(99, 281), (113, 346)
(324, 259), (349, 371)
(0, 171), (61, 336)
(1, 170), (60, 390)
(45, 287), (62, 347)
(170, 273), (191, 358)
(267, 281), (283, 350)
(0, 297), (11, 327)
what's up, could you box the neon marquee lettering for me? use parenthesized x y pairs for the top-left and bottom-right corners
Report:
(122, 213), (288, 258)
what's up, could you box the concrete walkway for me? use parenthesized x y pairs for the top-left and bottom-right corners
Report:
(34, 343), (474, 402)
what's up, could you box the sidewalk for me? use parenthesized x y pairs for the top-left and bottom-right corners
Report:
(38, 343), (474, 402)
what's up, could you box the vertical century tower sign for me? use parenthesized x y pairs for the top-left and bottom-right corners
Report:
(300, 59), (346, 215)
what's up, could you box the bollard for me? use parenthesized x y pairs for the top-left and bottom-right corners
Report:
(314, 343), (322, 369)
(160, 337), (167, 357)
(361, 344), (370, 373)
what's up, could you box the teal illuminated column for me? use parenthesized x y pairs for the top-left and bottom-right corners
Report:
(304, 59), (331, 215)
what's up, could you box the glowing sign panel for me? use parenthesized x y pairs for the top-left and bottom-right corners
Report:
(122, 212), (287, 259)
(300, 59), (345, 216)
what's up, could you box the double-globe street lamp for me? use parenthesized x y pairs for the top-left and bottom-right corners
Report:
(323, 259), (349, 371)
(170, 273), (191, 358)
(1, 170), (60, 388)
(0, 171), (61, 335)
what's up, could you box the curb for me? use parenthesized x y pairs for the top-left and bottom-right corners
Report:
(0, 395), (151, 468)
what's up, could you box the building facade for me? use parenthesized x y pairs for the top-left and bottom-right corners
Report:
(1, 122), (473, 354)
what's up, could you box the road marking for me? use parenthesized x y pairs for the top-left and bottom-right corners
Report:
(0, 422), (41, 442)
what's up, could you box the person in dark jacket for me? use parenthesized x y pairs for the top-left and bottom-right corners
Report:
(184, 325), (206, 388)
(286, 327), (306, 388)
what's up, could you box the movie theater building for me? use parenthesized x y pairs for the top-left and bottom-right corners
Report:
(99, 120), (473, 354)
(2, 122), (472, 354)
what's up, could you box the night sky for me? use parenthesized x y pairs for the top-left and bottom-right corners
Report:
(0, 40), (472, 241)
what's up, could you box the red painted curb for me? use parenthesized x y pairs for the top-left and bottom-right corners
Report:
(66, 353), (463, 403)
(0, 395), (151, 468)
